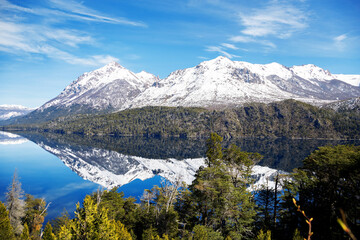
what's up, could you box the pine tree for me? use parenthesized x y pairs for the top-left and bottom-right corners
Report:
(0, 201), (15, 240)
(6, 169), (25, 235)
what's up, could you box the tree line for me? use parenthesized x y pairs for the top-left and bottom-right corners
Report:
(1, 133), (359, 239)
(3, 100), (360, 139)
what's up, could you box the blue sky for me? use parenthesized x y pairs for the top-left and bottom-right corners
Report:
(0, 0), (359, 108)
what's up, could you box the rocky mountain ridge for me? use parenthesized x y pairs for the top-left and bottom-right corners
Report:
(4, 56), (360, 124)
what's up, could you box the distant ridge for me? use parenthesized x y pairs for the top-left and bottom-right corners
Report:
(3, 56), (360, 125)
(0, 105), (34, 121)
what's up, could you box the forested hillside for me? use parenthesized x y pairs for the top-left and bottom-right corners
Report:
(3, 100), (360, 139)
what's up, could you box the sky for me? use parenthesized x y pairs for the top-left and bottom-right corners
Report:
(0, 0), (359, 108)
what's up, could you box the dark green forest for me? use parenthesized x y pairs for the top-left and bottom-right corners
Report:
(1, 133), (359, 240)
(2, 100), (360, 139)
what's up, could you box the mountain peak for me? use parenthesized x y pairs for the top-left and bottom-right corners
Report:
(291, 64), (332, 80)
(199, 56), (234, 68)
(213, 55), (232, 63)
(101, 61), (124, 70)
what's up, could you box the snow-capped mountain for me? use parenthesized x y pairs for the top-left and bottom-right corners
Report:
(125, 57), (360, 109)
(8, 57), (360, 124)
(0, 104), (34, 120)
(33, 62), (157, 118)
(333, 74), (360, 87)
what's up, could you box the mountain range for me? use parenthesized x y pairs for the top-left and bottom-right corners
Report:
(3, 56), (360, 124)
(0, 105), (34, 121)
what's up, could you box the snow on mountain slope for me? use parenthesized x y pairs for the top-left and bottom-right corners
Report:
(323, 97), (360, 111)
(16, 57), (360, 124)
(0, 105), (34, 120)
(333, 74), (360, 87)
(125, 56), (360, 110)
(291, 64), (333, 81)
(39, 62), (157, 111)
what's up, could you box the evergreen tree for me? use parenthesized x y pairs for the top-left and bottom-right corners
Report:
(294, 145), (360, 239)
(187, 133), (257, 239)
(255, 179), (275, 231)
(0, 200), (15, 240)
(206, 132), (223, 167)
(6, 169), (25, 235)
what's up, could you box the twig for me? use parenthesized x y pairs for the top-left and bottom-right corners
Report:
(293, 198), (313, 240)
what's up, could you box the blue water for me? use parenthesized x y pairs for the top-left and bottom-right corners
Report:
(0, 141), (98, 219)
(0, 140), (161, 221)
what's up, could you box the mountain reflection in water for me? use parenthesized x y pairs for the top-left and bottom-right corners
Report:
(14, 132), (360, 189)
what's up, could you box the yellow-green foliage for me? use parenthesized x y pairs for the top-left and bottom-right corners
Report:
(256, 229), (271, 240)
(57, 195), (132, 240)
(0, 201), (15, 240)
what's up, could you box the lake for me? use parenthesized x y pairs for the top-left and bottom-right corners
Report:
(1, 131), (359, 221)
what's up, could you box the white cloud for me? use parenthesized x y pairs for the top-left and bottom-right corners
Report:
(198, 56), (209, 60)
(239, 3), (308, 38)
(0, 0), (146, 27)
(205, 46), (240, 59)
(333, 34), (348, 51)
(48, 0), (146, 26)
(334, 34), (347, 42)
(0, 0), (138, 66)
(221, 43), (238, 50)
(229, 35), (276, 48)
(0, 19), (118, 66)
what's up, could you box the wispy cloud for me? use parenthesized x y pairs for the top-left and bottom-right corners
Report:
(0, 0), (142, 66)
(238, 3), (308, 38)
(205, 46), (240, 59)
(334, 34), (347, 42)
(48, 0), (146, 26)
(0, 19), (117, 66)
(198, 56), (209, 60)
(0, 0), (146, 27)
(333, 34), (348, 51)
(191, 0), (308, 56)
(221, 43), (238, 50)
(229, 35), (276, 48)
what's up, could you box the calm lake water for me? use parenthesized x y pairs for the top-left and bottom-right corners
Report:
(0, 131), (359, 221)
